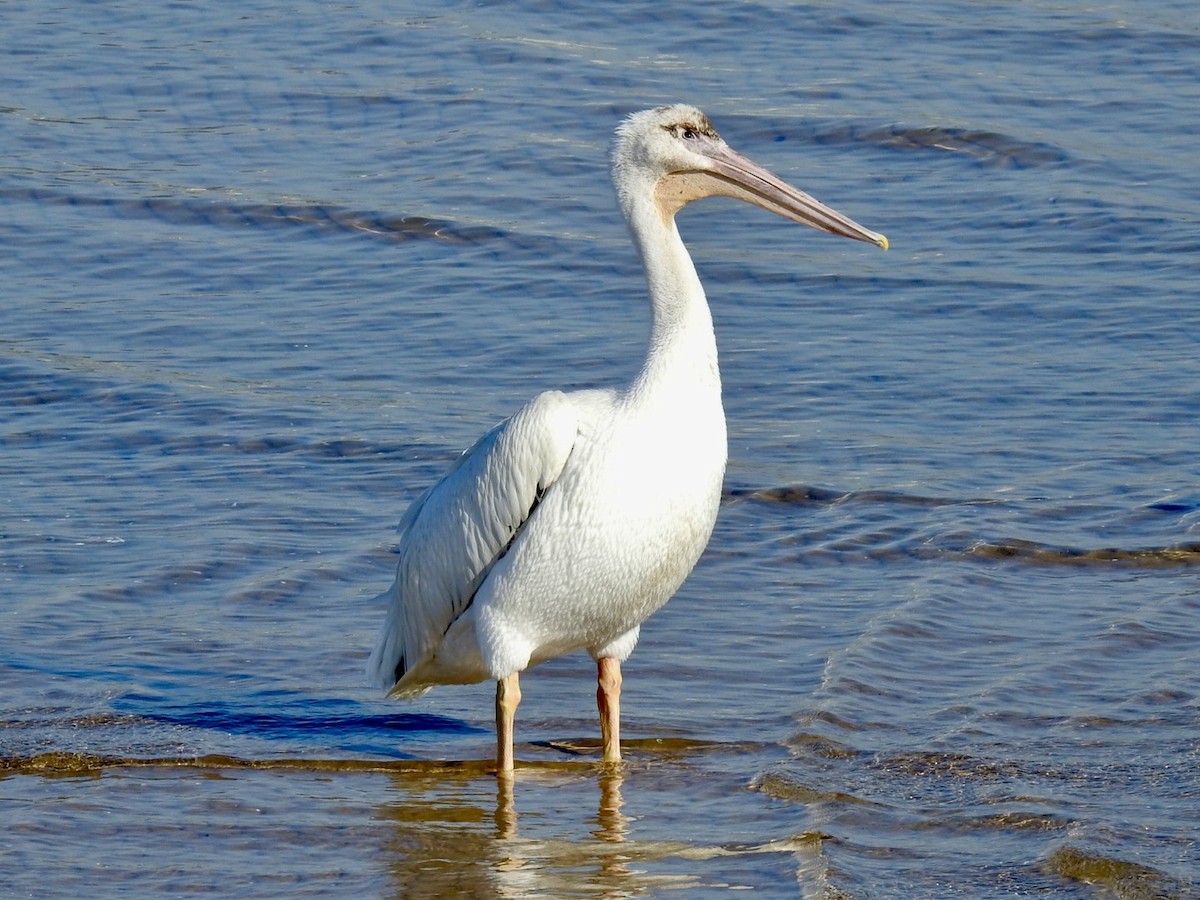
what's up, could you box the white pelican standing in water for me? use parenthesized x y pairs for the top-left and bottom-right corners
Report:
(367, 104), (887, 773)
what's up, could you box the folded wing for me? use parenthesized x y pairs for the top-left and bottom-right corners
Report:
(366, 390), (578, 695)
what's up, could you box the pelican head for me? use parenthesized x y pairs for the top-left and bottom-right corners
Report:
(613, 103), (887, 250)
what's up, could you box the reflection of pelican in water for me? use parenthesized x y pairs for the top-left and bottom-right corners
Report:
(594, 768), (628, 845)
(367, 105), (886, 773)
(492, 767), (631, 892)
(494, 768), (628, 843)
(379, 760), (819, 896)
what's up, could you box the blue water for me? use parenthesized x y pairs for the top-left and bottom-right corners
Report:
(3, 1), (1199, 896)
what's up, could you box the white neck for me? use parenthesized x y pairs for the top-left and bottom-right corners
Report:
(623, 193), (721, 403)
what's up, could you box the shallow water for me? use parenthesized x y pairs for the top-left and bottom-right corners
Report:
(3, 0), (1199, 896)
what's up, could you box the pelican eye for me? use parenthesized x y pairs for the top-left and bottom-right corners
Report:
(661, 122), (713, 141)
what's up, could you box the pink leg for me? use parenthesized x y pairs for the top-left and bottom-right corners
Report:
(495, 672), (521, 775)
(596, 657), (623, 763)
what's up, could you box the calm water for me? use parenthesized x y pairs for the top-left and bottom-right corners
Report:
(3, 0), (1199, 896)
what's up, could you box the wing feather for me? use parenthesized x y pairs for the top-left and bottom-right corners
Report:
(366, 390), (577, 693)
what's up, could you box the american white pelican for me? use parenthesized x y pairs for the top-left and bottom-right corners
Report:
(367, 104), (887, 773)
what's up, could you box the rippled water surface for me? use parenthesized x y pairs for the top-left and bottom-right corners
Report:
(3, 1), (1199, 896)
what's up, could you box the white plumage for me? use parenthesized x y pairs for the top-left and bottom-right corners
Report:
(367, 104), (887, 772)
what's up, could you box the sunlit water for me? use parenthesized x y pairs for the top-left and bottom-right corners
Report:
(3, 1), (1199, 896)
